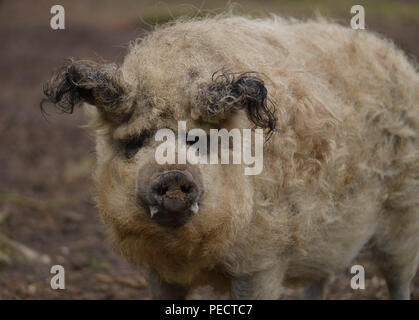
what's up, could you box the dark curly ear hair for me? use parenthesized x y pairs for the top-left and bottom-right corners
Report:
(41, 59), (132, 123)
(195, 71), (277, 139)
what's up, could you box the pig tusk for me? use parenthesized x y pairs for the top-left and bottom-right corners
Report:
(190, 202), (199, 214)
(149, 206), (159, 218)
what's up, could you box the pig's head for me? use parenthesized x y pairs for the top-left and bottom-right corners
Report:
(42, 47), (276, 282)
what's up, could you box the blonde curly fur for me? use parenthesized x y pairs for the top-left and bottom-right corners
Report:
(50, 15), (419, 299)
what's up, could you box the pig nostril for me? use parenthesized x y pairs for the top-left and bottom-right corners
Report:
(157, 186), (168, 196)
(180, 185), (191, 194)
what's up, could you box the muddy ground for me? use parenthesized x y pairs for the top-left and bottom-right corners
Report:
(0, 0), (418, 299)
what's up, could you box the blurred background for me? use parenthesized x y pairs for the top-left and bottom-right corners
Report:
(0, 0), (418, 299)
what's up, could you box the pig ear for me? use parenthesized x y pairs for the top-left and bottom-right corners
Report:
(194, 71), (277, 138)
(41, 59), (132, 124)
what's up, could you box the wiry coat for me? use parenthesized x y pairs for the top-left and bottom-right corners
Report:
(44, 15), (419, 299)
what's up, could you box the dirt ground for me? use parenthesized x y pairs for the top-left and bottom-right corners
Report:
(0, 0), (418, 299)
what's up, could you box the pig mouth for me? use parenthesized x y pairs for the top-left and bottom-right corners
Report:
(147, 200), (200, 228)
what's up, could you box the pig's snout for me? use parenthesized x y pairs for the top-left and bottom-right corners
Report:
(150, 171), (199, 211)
(145, 170), (201, 227)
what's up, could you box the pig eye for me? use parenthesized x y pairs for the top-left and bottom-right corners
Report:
(121, 131), (149, 159)
(186, 136), (200, 145)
